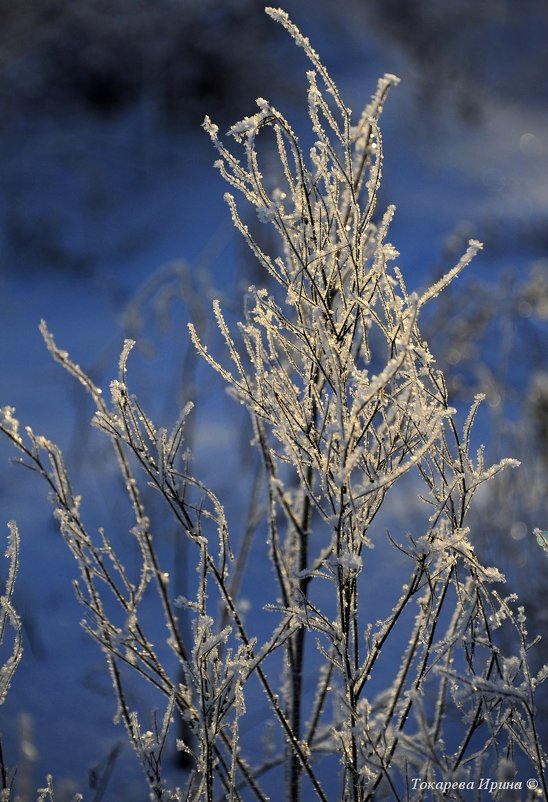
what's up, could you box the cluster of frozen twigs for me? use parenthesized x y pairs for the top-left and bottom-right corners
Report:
(1, 8), (547, 802)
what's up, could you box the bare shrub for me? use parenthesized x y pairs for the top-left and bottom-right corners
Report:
(1, 9), (546, 801)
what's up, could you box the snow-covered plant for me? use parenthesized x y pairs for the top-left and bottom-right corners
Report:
(0, 523), (21, 712)
(1, 8), (546, 802)
(0, 530), (83, 802)
(1, 523), (22, 800)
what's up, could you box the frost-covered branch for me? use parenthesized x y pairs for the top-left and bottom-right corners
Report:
(1, 8), (546, 802)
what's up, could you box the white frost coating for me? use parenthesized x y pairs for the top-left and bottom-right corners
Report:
(337, 550), (363, 573)
(419, 239), (483, 306)
(0, 522), (23, 706)
(229, 115), (262, 141)
(0, 406), (22, 444)
(110, 379), (126, 405)
(0, 9), (543, 802)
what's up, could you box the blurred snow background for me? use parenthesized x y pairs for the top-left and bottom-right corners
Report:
(0, 1), (547, 798)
